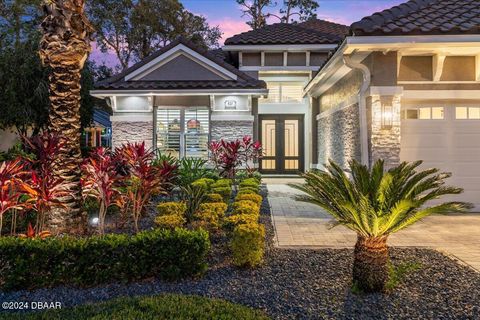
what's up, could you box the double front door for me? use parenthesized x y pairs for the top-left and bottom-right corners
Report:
(259, 114), (304, 174)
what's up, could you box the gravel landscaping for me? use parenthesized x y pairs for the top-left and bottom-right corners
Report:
(2, 187), (480, 319)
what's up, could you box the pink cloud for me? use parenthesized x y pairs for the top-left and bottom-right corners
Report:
(210, 18), (251, 44)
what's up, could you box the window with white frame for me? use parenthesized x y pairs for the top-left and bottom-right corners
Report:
(402, 107), (444, 120)
(455, 107), (480, 119)
(260, 82), (304, 103)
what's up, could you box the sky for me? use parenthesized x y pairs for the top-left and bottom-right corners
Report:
(91, 0), (406, 67)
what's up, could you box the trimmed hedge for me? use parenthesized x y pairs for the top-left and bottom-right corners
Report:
(231, 223), (265, 267)
(0, 228), (210, 291)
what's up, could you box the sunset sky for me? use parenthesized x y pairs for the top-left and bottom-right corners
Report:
(91, 0), (406, 67)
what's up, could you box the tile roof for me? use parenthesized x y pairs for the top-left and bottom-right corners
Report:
(351, 0), (480, 36)
(224, 20), (348, 45)
(95, 38), (266, 91)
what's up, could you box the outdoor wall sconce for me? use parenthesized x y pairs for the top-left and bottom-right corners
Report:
(224, 99), (237, 110)
(381, 103), (393, 130)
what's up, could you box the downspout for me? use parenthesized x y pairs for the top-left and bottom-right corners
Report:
(343, 55), (371, 168)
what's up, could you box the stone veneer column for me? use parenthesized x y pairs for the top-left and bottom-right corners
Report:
(317, 103), (361, 169)
(368, 95), (401, 169)
(111, 121), (154, 149)
(210, 120), (254, 142)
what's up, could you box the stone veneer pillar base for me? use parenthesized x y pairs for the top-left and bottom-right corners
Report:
(211, 120), (254, 141)
(112, 121), (154, 149)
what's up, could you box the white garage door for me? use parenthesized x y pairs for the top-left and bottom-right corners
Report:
(400, 104), (480, 211)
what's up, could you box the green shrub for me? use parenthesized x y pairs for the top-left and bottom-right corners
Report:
(155, 214), (186, 229)
(199, 202), (227, 218)
(224, 214), (258, 231)
(212, 186), (232, 202)
(0, 228), (210, 291)
(235, 193), (262, 206)
(237, 189), (258, 195)
(241, 177), (260, 186)
(232, 200), (260, 214)
(193, 202), (228, 233)
(238, 186), (260, 194)
(231, 223), (265, 267)
(205, 193), (223, 203)
(191, 178), (215, 191)
(157, 202), (187, 216)
(2, 294), (269, 320)
(211, 179), (232, 188)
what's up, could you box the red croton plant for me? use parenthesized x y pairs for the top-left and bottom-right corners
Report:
(0, 158), (27, 236)
(81, 147), (120, 235)
(114, 142), (164, 232)
(209, 135), (263, 179)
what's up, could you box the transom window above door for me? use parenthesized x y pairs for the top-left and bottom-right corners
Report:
(260, 82), (304, 104)
(455, 107), (480, 120)
(156, 107), (209, 159)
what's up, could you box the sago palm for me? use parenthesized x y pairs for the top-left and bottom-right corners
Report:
(292, 159), (471, 293)
(39, 0), (93, 232)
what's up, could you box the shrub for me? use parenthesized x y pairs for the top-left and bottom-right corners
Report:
(239, 181), (259, 191)
(224, 214), (258, 231)
(181, 185), (208, 222)
(232, 200), (260, 214)
(0, 228), (210, 290)
(157, 202), (187, 216)
(212, 186), (232, 202)
(155, 214), (186, 229)
(177, 158), (208, 187)
(193, 202), (227, 233)
(190, 180), (208, 191)
(238, 186), (260, 194)
(235, 193), (262, 206)
(241, 178), (260, 186)
(205, 193), (223, 203)
(211, 178), (232, 188)
(237, 189), (258, 195)
(194, 178), (215, 188)
(231, 223), (265, 267)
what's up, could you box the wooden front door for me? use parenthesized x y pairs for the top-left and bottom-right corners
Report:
(259, 114), (304, 174)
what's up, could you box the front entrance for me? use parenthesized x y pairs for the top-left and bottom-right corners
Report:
(259, 114), (304, 174)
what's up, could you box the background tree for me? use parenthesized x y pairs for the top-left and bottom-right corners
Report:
(0, 0), (103, 138)
(237, 0), (319, 29)
(39, 0), (93, 232)
(88, 0), (222, 70)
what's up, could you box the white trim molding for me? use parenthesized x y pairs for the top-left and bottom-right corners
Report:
(368, 86), (404, 96)
(211, 113), (254, 121)
(222, 44), (337, 52)
(124, 44), (238, 81)
(403, 90), (480, 100)
(91, 88), (269, 98)
(240, 66), (320, 72)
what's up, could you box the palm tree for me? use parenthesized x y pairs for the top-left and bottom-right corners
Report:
(292, 160), (471, 293)
(39, 0), (93, 232)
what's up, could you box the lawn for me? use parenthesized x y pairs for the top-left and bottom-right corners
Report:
(0, 294), (269, 320)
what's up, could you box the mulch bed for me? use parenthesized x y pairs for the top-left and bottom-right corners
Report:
(2, 186), (480, 319)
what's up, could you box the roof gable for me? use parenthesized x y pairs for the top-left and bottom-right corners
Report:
(125, 43), (237, 81)
(351, 0), (480, 36)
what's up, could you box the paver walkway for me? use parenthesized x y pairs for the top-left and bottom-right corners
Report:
(265, 178), (480, 271)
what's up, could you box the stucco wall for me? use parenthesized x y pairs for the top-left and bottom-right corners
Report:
(112, 121), (153, 149)
(319, 69), (363, 113)
(317, 103), (361, 169)
(211, 121), (253, 142)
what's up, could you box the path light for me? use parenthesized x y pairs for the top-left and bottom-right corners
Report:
(381, 100), (393, 130)
(90, 216), (99, 226)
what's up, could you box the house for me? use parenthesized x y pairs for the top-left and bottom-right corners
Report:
(90, 0), (480, 209)
(82, 108), (112, 149)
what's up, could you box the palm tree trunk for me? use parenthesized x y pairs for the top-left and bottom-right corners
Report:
(39, 0), (92, 233)
(352, 235), (389, 293)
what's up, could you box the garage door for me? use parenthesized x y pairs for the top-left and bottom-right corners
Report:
(400, 104), (480, 211)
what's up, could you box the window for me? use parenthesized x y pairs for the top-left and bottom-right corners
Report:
(261, 82), (304, 103)
(402, 107), (444, 120)
(456, 107), (480, 120)
(156, 108), (209, 159)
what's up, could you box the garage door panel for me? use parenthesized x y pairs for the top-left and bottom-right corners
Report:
(401, 108), (480, 211)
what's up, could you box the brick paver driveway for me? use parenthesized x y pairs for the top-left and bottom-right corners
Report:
(265, 178), (480, 271)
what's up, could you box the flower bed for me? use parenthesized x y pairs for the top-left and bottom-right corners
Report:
(0, 228), (210, 291)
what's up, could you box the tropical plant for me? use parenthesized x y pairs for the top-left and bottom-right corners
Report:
(0, 158), (28, 236)
(81, 147), (120, 235)
(209, 136), (262, 179)
(181, 184), (208, 222)
(22, 133), (69, 232)
(115, 142), (163, 232)
(18, 222), (52, 239)
(39, 0), (93, 232)
(292, 159), (472, 293)
(152, 154), (179, 192)
(177, 158), (208, 187)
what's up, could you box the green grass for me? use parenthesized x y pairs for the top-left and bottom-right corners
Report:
(0, 294), (269, 320)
